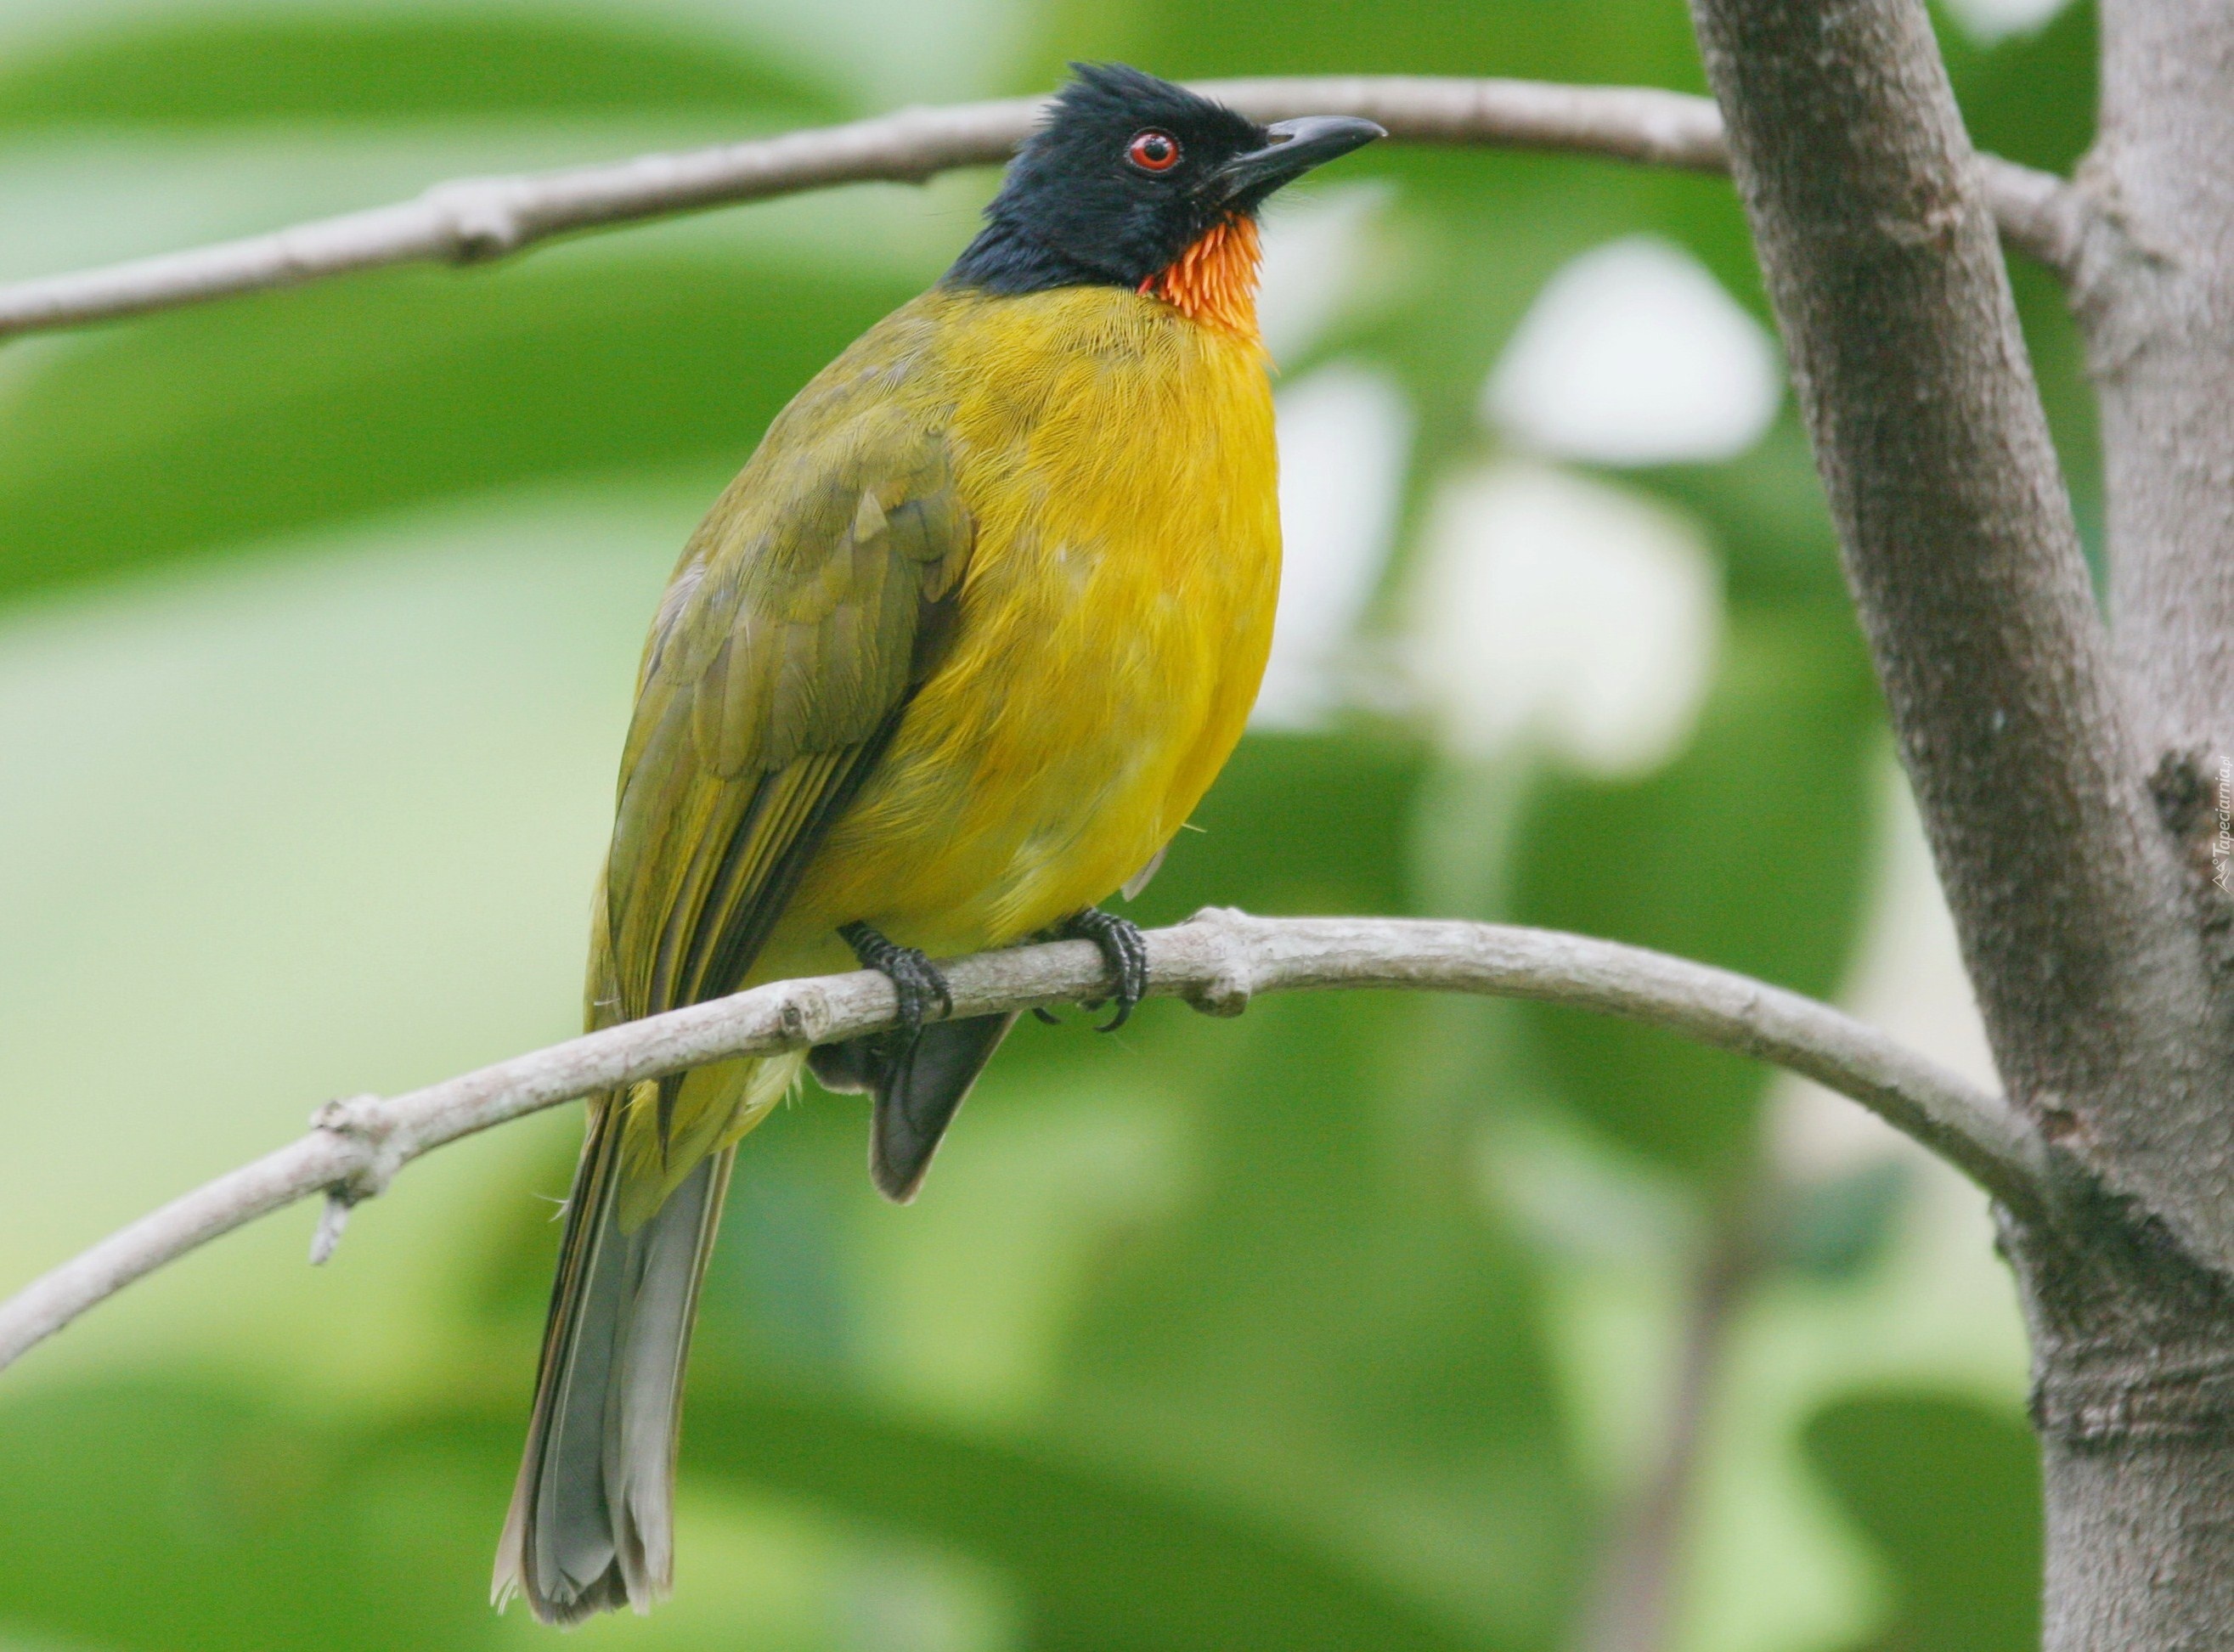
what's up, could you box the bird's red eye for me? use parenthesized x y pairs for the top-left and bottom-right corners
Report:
(1126, 129), (1182, 172)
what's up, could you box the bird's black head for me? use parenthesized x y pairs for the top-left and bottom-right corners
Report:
(946, 64), (1383, 299)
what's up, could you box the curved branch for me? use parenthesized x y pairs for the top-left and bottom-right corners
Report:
(0, 910), (2037, 1376)
(0, 76), (2076, 343)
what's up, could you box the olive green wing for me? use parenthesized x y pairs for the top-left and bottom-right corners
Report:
(501, 350), (974, 1622)
(595, 397), (972, 1035)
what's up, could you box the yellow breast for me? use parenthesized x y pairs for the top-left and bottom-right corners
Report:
(771, 283), (1280, 964)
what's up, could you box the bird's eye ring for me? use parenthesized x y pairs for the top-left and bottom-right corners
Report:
(1125, 129), (1182, 173)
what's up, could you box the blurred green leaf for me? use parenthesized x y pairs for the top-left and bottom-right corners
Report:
(380, 1384), (1490, 1652)
(1771, 1159), (1913, 1283)
(1803, 1392), (2041, 1652)
(1512, 612), (1880, 1186)
(0, 1380), (504, 1652)
(0, 253), (917, 600)
(1031, 0), (1706, 91)
(1636, 419), (1848, 610)
(1943, 1), (2096, 177)
(1943, 1), (2106, 578)
(1126, 729), (1431, 927)
(0, 14), (840, 130)
(691, 1384), (1488, 1652)
(1053, 989), (1582, 1650)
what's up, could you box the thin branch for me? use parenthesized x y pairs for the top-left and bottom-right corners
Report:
(0, 910), (2034, 1377)
(1575, 1183), (1765, 1652)
(0, 76), (2076, 344)
(1977, 153), (2087, 273)
(1684, 0), (2227, 1258)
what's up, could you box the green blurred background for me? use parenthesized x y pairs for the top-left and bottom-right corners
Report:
(0, 0), (2085, 1647)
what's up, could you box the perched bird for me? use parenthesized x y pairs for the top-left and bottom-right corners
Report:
(493, 63), (1381, 1623)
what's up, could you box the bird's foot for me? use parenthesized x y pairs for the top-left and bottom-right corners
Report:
(838, 922), (953, 1034)
(1058, 907), (1149, 1032)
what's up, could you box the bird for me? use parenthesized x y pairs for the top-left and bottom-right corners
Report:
(492, 62), (1382, 1624)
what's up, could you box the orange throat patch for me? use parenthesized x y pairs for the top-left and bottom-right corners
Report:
(1141, 215), (1262, 343)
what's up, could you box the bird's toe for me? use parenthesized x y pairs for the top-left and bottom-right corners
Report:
(839, 922), (953, 1031)
(1060, 907), (1150, 1031)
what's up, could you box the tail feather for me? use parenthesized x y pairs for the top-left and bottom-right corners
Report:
(494, 1096), (736, 1624)
(809, 1012), (1017, 1203)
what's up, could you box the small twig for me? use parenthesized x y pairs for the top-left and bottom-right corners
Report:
(0, 76), (2078, 344)
(1573, 1180), (1766, 1652)
(0, 910), (2035, 1377)
(307, 1193), (353, 1267)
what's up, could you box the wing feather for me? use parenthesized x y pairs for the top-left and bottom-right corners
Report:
(595, 389), (972, 1045)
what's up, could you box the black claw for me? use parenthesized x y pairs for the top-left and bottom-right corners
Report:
(1059, 907), (1149, 1031)
(839, 922), (953, 1033)
(1031, 1006), (1065, 1026)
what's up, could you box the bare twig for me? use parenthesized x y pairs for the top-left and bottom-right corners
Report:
(0, 76), (2076, 344)
(1574, 1186), (1764, 1652)
(0, 910), (2032, 1376)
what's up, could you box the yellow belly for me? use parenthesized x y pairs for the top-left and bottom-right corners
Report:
(765, 285), (1280, 972)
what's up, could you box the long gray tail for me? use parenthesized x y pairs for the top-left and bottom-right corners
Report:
(493, 1104), (735, 1624)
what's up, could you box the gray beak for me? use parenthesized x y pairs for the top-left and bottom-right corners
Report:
(1215, 115), (1386, 207)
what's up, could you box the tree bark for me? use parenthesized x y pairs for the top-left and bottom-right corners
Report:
(2002, 1192), (2234, 1652)
(1687, 0), (2234, 1645)
(2037, 1438), (2234, 1651)
(2087, 3), (2234, 761)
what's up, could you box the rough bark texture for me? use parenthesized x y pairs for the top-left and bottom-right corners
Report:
(2087, 3), (2234, 759)
(2035, 1439), (2234, 1651)
(1689, 1), (2234, 1646)
(2003, 1193), (2234, 1652)
(2083, 0), (2234, 1037)
(1689, 0), (2213, 1242)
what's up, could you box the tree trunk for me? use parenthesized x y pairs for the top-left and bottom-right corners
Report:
(1686, 0), (2234, 1644)
(2006, 1199), (2234, 1651)
(2089, 0), (2234, 758)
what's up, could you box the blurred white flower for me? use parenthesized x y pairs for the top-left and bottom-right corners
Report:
(1405, 462), (1722, 775)
(1257, 183), (1390, 363)
(1486, 235), (1780, 466)
(1254, 361), (1414, 729)
(1941, 0), (2074, 42)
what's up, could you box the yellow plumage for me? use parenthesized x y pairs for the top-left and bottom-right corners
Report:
(495, 63), (1380, 1626)
(792, 285), (1278, 954)
(608, 282), (1278, 1217)
(499, 279), (1279, 1621)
